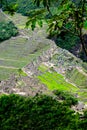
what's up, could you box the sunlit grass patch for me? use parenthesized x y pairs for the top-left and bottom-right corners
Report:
(38, 67), (79, 92)
(38, 64), (48, 72)
(37, 64), (87, 103)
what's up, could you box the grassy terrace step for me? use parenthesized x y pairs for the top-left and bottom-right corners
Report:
(0, 60), (26, 68)
(0, 13), (50, 80)
(0, 68), (18, 80)
(37, 65), (87, 103)
(38, 71), (78, 92)
(0, 36), (49, 80)
(66, 68), (87, 88)
(38, 65), (79, 92)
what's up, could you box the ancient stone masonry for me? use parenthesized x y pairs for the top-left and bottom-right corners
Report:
(23, 42), (83, 78)
(0, 74), (49, 96)
(0, 42), (58, 95)
(0, 34), (86, 97)
(0, 74), (17, 94)
(22, 76), (49, 96)
(23, 43), (58, 77)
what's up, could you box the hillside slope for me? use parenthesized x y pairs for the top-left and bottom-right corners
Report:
(0, 12), (87, 104)
(0, 12), (50, 80)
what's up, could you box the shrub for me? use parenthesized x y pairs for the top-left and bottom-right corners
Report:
(0, 21), (18, 42)
(53, 90), (78, 106)
(0, 94), (79, 130)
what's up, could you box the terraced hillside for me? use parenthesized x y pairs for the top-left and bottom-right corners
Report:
(23, 45), (87, 103)
(0, 12), (50, 80)
(0, 11), (87, 104)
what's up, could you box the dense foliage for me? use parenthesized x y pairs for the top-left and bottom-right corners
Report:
(0, 94), (87, 130)
(16, 0), (37, 16)
(0, 21), (18, 42)
(56, 31), (79, 50)
(0, 94), (80, 130)
(53, 90), (78, 106)
(0, 0), (37, 16)
(3, 0), (87, 57)
(31, 0), (87, 57)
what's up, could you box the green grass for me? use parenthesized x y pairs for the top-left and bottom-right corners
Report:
(66, 68), (87, 88)
(0, 67), (27, 80)
(0, 37), (49, 79)
(38, 65), (87, 103)
(0, 59), (26, 68)
(0, 12), (50, 80)
(38, 65), (79, 92)
(0, 67), (18, 80)
(38, 64), (49, 72)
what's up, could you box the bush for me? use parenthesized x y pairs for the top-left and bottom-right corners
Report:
(0, 94), (79, 130)
(78, 110), (87, 129)
(53, 90), (78, 106)
(0, 21), (18, 42)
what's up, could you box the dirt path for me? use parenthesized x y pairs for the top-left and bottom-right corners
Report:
(0, 65), (18, 69)
(0, 58), (24, 62)
(76, 66), (87, 76)
(0, 9), (12, 21)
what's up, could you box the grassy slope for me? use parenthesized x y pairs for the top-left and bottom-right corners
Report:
(38, 64), (78, 90)
(37, 63), (87, 103)
(66, 68), (87, 88)
(0, 12), (49, 80)
(0, 11), (87, 103)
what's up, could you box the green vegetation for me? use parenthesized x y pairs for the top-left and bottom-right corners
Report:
(38, 65), (79, 92)
(0, 94), (82, 130)
(2, 0), (87, 56)
(0, 36), (49, 80)
(56, 32), (79, 50)
(0, 67), (18, 80)
(66, 68), (87, 88)
(16, 0), (37, 16)
(53, 90), (78, 106)
(38, 64), (87, 103)
(0, 1), (87, 130)
(1, 0), (37, 16)
(24, 0), (87, 57)
(0, 11), (50, 80)
(0, 21), (18, 42)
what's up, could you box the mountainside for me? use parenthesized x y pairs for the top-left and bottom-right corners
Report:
(0, 2), (87, 130)
(0, 11), (87, 104)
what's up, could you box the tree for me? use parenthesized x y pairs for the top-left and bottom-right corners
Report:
(0, 94), (79, 130)
(1, 0), (87, 57)
(26, 0), (87, 57)
(0, 0), (17, 15)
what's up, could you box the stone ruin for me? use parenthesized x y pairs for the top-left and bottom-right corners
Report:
(23, 44), (58, 77)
